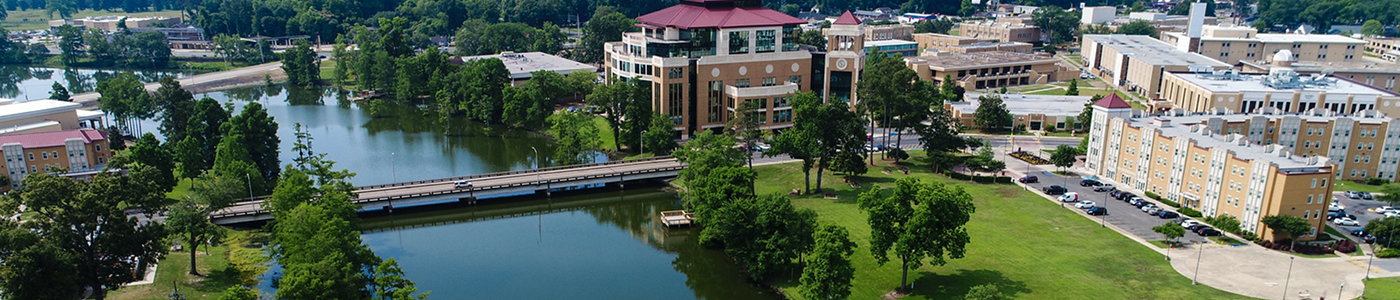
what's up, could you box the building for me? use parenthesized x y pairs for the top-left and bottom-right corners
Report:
(946, 93), (1091, 130)
(863, 24), (914, 41)
(1081, 6), (1117, 25)
(1239, 56), (1400, 92)
(0, 99), (107, 136)
(1364, 37), (1400, 60)
(604, 0), (860, 135)
(865, 40), (918, 57)
(1160, 24), (1367, 65)
(1085, 95), (1333, 242)
(1156, 65), (1400, 116)
(914, 33), (1034, 54)
(48, 16), (177, 32)
(1, 129), (114, 190)
(454, 52), (596, 85)
(1082, 34), (1231, 100)
(958, 17), (1043, 44)
(131, 24), (210, 49)
(898, 13), (935, 24)
(904, 51), (1072, 90)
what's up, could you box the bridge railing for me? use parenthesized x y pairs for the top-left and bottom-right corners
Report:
(211, 163), (684, 219)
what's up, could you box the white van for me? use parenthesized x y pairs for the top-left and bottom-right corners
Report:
(1058, 192), (1079, 202)
(454, 180), (473, 189)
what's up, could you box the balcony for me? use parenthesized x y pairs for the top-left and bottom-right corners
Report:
(724, 83), (799, 99)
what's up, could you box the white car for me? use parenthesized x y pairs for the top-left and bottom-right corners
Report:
(1181, 220), (1204, 229)
(1075, 201), (1096, 209)
(1333, 218), (1361, 226)
(1059, 192), (1080, 202)
(1329, 202), (1346, 212)
(1140, 203), (1157, 212)
(453, 180), (473, 188)
(1375, 206), (1400, 214)
(1387, 211), (1400, 218)
(1144, 206), (1161, 214)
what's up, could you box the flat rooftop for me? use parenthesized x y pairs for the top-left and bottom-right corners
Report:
(1167, 71), (1398, 95)
(913, 33), (991, 41)
(1148, 111), (1393, 126)
(1084, 34), (1231, 68)
(957, 42), (1032, 50)
(1241, 60), (1400, 74)
(904, 51), (1059, 69)
(950, 93), (1091, 117)
(1125, 116), (1329, 170)
(867, 40), (917, 47)
(0, 99), (81, 123)
(1164, 30), (1366, 44)
(455, 52), (596, 80)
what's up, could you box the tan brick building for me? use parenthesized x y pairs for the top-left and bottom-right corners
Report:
(903, 51), (1071, 90)
(1082, 34), (1231, 100)
(946, 93), (1091, 130)
(1085, 96), (1333, 242)
(914, 33), (1033, 54)
(1155, 67), (1400, 116)
(1240, 58), (1400, 93)
(864, 24), (914, 41)
(958, 17), (1043, 44)
(1, 129), (114, 190)
(1160, 25), (1366, 65)
(0, 99), (108, 136)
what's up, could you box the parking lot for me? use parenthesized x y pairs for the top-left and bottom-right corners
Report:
(1328, 190), (1396, 245)
(1017, 171), (1214, 244)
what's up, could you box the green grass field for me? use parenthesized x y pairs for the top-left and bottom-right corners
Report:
(749, 152), (1249, 299)
(1333, 180), (1390, 194)
(2, 9), (185, 31)
(108, 230), (268, 300)
(1367, 277), (1400, 300)
(591, 116), (616, 151)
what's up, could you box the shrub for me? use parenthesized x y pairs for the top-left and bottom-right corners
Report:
(1379, 248), (1400, 258)
(1366, 177), (1389, 185)
(1335, 239), (1358, 254)
(1178, 207), (1203, 218)
(995, 176), (1013, 183)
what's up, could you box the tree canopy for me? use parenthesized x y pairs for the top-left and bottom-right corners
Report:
(858, 177), (976, 292)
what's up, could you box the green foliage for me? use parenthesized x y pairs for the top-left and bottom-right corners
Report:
(547, 111), (603, 165)
(48, 82), (71, 101)
(7, 168), (169, 299)
(1115, 19), (1159, 38)
(373, 258), (431, 300)
(858, 177), (976, 291)
(456, 20), (567, 56)
(964, 284), (1004, 300)
(709, 193), (818, 281)
(1153, 223), (1186, 244)
(1363, 20), (1385, 37)
(97, 71), (154, 122)
(1262, 214), (1313, 251)
(225, 102), (282, 193)
(1178, 207), (1203, 218)
(153, 77), (196, 143)
(1378, 183), (1400, 206)
(127, 133), (178, 192)
(643, 113), (679, 156)
(1076, 94), (1104, 132)
(587, 76), (650, 151)
(1050, 144), (1078, 171)
(799, 27), (828, 51)
(914, 18), (955, 34)
(801, 225), (858, 300)
(770, 92), (824, 193)
(1206, 214), (1242, 234)
(1065, 79), (1080, 96)
(973, 94), (1012, 130)
(966, 145), (1006, 174)
(1366, 217), (1400, 249)
(1167, 0), (1215, 16)
(574, 8), (636, 63)
(281, 42), (321, 87)
(166, 173), (242, 275)
(218, 286), (259, 300)
(1031, 6), (1078, 44)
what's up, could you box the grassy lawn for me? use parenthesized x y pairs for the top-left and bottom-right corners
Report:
(108, 230), (268, 300)
(1334, 181), (1389, 194)
(750, 151), (1249, 300)
(1366, 276), (1400, 300)
(319, 59), (338, 82)
(2, 9), (185, 31)
(1209, 236), (1243, 245)
(591, 116), (616, 151)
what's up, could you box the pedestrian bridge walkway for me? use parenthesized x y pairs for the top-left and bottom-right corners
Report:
(210, 156), (685, 225)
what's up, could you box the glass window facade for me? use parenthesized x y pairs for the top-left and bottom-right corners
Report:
(729, 31), (749, 54)
(756, 30), (776, 53)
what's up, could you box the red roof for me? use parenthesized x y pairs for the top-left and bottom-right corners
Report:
(636, 3), (807, 29)
(1094, 94), (1133, 109)
(832, 11), (862, 25)
(0, 129), (108, 149)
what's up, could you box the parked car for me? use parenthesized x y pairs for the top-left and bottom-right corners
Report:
(1093, 185), (1116, 192)
(1140, 203), (1157, 211)
(1059, 192), (1081, 202)
(1087, 207), (1108, 215)
(1196, 227), (1222, 236)
(1157, 211), (1179, 219)
(1132, 200), (1151, 208)
(1019, 175), (1039, 183)
(1181, 220), (1205, 229)
(1043, 185), (1067, 195)
(1351, 229), (1366, 236)
(1187, 224), (1210, 232)
(1080, 179), (1103, 187)
(1109, 190), (1124, 198)
(1333, 218), (1361, 226)
(1327, 212), (1358, 221)
(1116, 193), (1137, 201)
(1329, 202), (1346, 212)
(1375, 206), (1400, 214)
(1075, 201), (1097, 209)
(1346, 191), (1361, 199)
(1361, 192), (1374, 200)
(1144, 206), (1162, 214)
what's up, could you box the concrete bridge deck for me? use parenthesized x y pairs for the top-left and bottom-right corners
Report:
(210, 156), (684, 225)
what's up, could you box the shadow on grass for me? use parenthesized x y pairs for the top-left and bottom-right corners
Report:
(906, 269), (1030, 299)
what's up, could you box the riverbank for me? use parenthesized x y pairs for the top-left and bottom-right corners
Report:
(743, 151), (1250, 299)
(107, 230), (270, 300)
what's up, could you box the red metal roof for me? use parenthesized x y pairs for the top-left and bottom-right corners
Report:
(636, 3), (807, 29)
(0, 129), (108, 149)
(1093, 94), (1133, 109)
(832, 11), (862, 25)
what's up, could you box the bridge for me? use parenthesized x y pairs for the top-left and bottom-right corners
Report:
(210, 156), (685, 225)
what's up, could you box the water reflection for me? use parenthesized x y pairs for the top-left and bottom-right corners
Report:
(0, 66), (191, 100)
(355, 189), (780, 300)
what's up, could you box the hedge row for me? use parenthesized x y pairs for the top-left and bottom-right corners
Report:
(941, 170), (1013, 183)
(1177, 207), (1203, 218)
(1144, 192), (1181, 208)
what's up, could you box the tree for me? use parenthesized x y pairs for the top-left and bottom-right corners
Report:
(709, 193), (817, 281)
(728, 98), (764, 168)
(799, 27), (828, 51)
(1261, 214), (1313, 252)
(643, 113), (678, 156)
(166, 173), (241, 275)
(373, 258), (431, 300)
(1050, 144), (1079, 172)
(547, 111), (602, 165)
(212, 133), (265, 196)
(218, 286), (259, 300)
(858, 177), (976, 292)
(673, 131), (750, 233)
(175, 97), (229, 180)
(1378, 183), (1400, 205)
(1115, 19), (1159, 38)
(97, 72), (153, 134)
(586, 76), (648, 152)
(1065, 79), (1080, 96)
(225, 102), (281, 193)
(1168, 0), (1216, 16)
(770, 92), (824, 194)
(1363, 20), (1385, 37)
(1153, 223), (1186, 246)
(914, 18), (955, 34)
(800, 225), (858, 300)
(1076, 94), (1104, 132)
(966, 146), (1006, 175)
(958, 0), (979, 16)
(973, 94), (1013, 131)
(1365, 217), (1399, 249)
(153, 77), (196, 144)
(1207, 214), (1242, 233)
(281, 42), (320, 87)
(49, 82), (71, 101)
(573, 8), (635, 63)
(11, 168), (168, 300)
(965, 284), (1004, 300)
(55, 25), (83, 66)
(1031, 6), (1079, 43)
(126, 133), (177, 192)
(47, 0), (76, 19)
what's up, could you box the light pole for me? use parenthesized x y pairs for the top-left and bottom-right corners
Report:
(391, 152), (397, 183)
(1193, 241), (1204, 285)
(1365, 253), (1375, 280)
(1282, 256), (1295, 300)
(1339, 283), (1345, 300)
(640, 130), (646, 157)
(245, 173), (253, 202)
(530, 146), (541, 182)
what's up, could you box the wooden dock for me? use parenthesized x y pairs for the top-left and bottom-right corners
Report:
(659, 210), (694, 227)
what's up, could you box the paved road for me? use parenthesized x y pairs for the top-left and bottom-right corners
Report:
(1328, 190), (1396, 246)
(1019, 172), (1212, 244)
(69, 61), (285, 104)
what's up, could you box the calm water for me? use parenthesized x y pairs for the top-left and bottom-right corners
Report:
(0, 66), (193, 100)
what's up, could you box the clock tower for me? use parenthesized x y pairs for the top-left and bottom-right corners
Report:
(823, 11), (865, 104)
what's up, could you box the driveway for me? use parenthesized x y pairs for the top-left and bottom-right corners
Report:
(1018, 171), (1213, 245)
(1169, 241), (1380, 300)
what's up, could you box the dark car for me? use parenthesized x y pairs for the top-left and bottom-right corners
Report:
(1328, 212), (1359, 221)
(1093, 185), (1116, 192)
(1361, 192), (1375, 200)
(1351, 229), (1366, 237)
(1109, 190), (1123, 198)
(1196, 228), (1222, 236)
(1116, 193), (1137, 200)
(1132, 199), (1151, 208)
(1187, 224), (1210, 232)
(1019, 175), (1039, 183)
(1080, 179), (1103, 187)
(1087, 207), (1108, 215)
(1157, 211), (1179, 219)
(1042, 185), (1068, 195)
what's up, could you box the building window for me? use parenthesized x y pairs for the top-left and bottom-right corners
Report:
(729, 31), (749, 54)
(27, 153), (33, 160)
(787, 75), (801, 85)
(755, 30), (776, 53)
(736, 78), (750, 88)
(762, 77), (777, 86)
(669, 68), (683, 79)
(41, 152), (47, 159)
(95, 144), (101, 151)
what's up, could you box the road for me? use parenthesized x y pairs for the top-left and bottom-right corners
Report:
(68, 61), (285, 104)
(1019, 172), (1213, 244)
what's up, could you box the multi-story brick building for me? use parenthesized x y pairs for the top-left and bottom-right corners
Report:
(1, 129), (114, 190)
(1082, 34), (1231, 100)
(1155, 64), (1400, 116)
(1157, 109), (1400, 183)
(958, 17), (1043, 44)
(914, 33), (1033, 54)
(1239, 57), (1400, 93)
(904, 51), (1072, 90)
(1085, 95), (1333, 241)
(0, 99), (108, 136)
(1160, 24), (1366, 65)
(863, 24), (914, 41)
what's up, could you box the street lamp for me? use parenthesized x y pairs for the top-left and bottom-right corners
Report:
(1282, 256), (1295, 300)
(1366, 253), (1375, 280)
(391, 152), (397, 183)
(640, 130), (647, 157)
(1193, 241), (1204, 285)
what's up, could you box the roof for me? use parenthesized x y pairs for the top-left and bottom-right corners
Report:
(0, 99), (82, 123)
(904, 51), (1060, 69)
(1124, 116), (1330, 170)
(1094, 94), (1133, 109)
(0, 129), (107, 149)
(1255, 33), (1366, 44)
(951, 93), (1093, 117)
(1240, 59), (1400, 74)
(637, 2), (806, 29)
(866, 40), (917, 47)
(1167, 71), (1398, 95)
(455, 52), (596, 80)
(833, 11), (862, 25)
(1084, 34), (1231, 68)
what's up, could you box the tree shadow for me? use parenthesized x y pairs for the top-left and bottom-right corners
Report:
(906, 269), (1030, 299)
